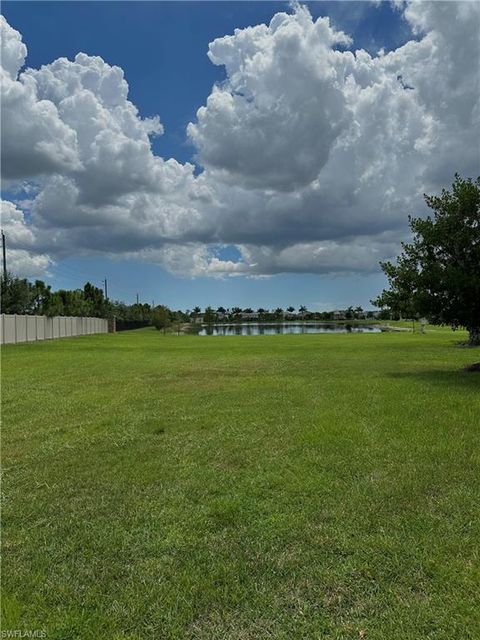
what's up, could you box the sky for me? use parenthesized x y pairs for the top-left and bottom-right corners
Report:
(1, 1), (479, 311)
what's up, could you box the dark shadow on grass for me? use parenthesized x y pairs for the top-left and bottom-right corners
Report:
(464, 362), (480, 372)
(388, 369), (480, 390)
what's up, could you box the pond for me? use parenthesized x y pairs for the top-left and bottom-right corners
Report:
(198, 323), (382, 336)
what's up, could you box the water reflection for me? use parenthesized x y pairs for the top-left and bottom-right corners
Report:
(199, 323), (381, 336)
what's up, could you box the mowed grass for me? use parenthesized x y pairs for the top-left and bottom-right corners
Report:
(2, 328), (479, 640)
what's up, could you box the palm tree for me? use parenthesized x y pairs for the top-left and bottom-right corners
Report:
(204, 306), (216, 324)
(192, 306), (201, 322)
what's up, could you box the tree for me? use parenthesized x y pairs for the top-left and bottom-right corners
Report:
(1, 273), (34, 314)
(204, 306), (216, 324)
(287, 306), (295, 313)
(172, 311), (185, 335)
(43, 292), (65, 317)
(30, 280), (53, 314)
(83, 282), (107, 317)
(1, 274), (162, 323)
(373, 175), (480, 346)
(56, 289), (92, 317)
(152, 305), (171, 333)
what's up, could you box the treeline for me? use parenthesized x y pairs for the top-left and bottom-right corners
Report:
(197, 305), (389, 322)
(0, 274), (188, 325)
(0, 273), (392, 326)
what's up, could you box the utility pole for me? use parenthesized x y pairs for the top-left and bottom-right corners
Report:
(1, 230), (6, 278)
(136, 293), (139, 305)
(103, 277), (108, 301)
(152, 300), (155, 309)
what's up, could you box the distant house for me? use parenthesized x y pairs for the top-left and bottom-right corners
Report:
(332, 309), (346, 320)
(240, 312), (259, 321)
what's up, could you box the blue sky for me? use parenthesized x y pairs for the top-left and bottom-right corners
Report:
(2, 2), (475, 311)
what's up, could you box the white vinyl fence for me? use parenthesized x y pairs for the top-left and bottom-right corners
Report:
(0, 314), (108, 345)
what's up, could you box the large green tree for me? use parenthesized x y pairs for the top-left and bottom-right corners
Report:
(373, 175), (480, 346)
(152, 305), (171, 333)
(83, 282), (108, 317)
(1, 273), (34, 314)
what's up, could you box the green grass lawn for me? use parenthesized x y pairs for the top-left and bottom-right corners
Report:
(2, 328), (479, 639)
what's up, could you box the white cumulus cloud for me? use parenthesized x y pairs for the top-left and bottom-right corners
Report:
(188, 5), (352, 191)
(0, 1), (479, 279)
(0, 200), (52, 276)
(1, 16), (81, 180)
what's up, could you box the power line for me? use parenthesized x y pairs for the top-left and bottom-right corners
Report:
(2, 246), (144, 306)
(50, 263), (103, 286)
(50, 262), (135, 302)
(27, 255), (153, 306)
